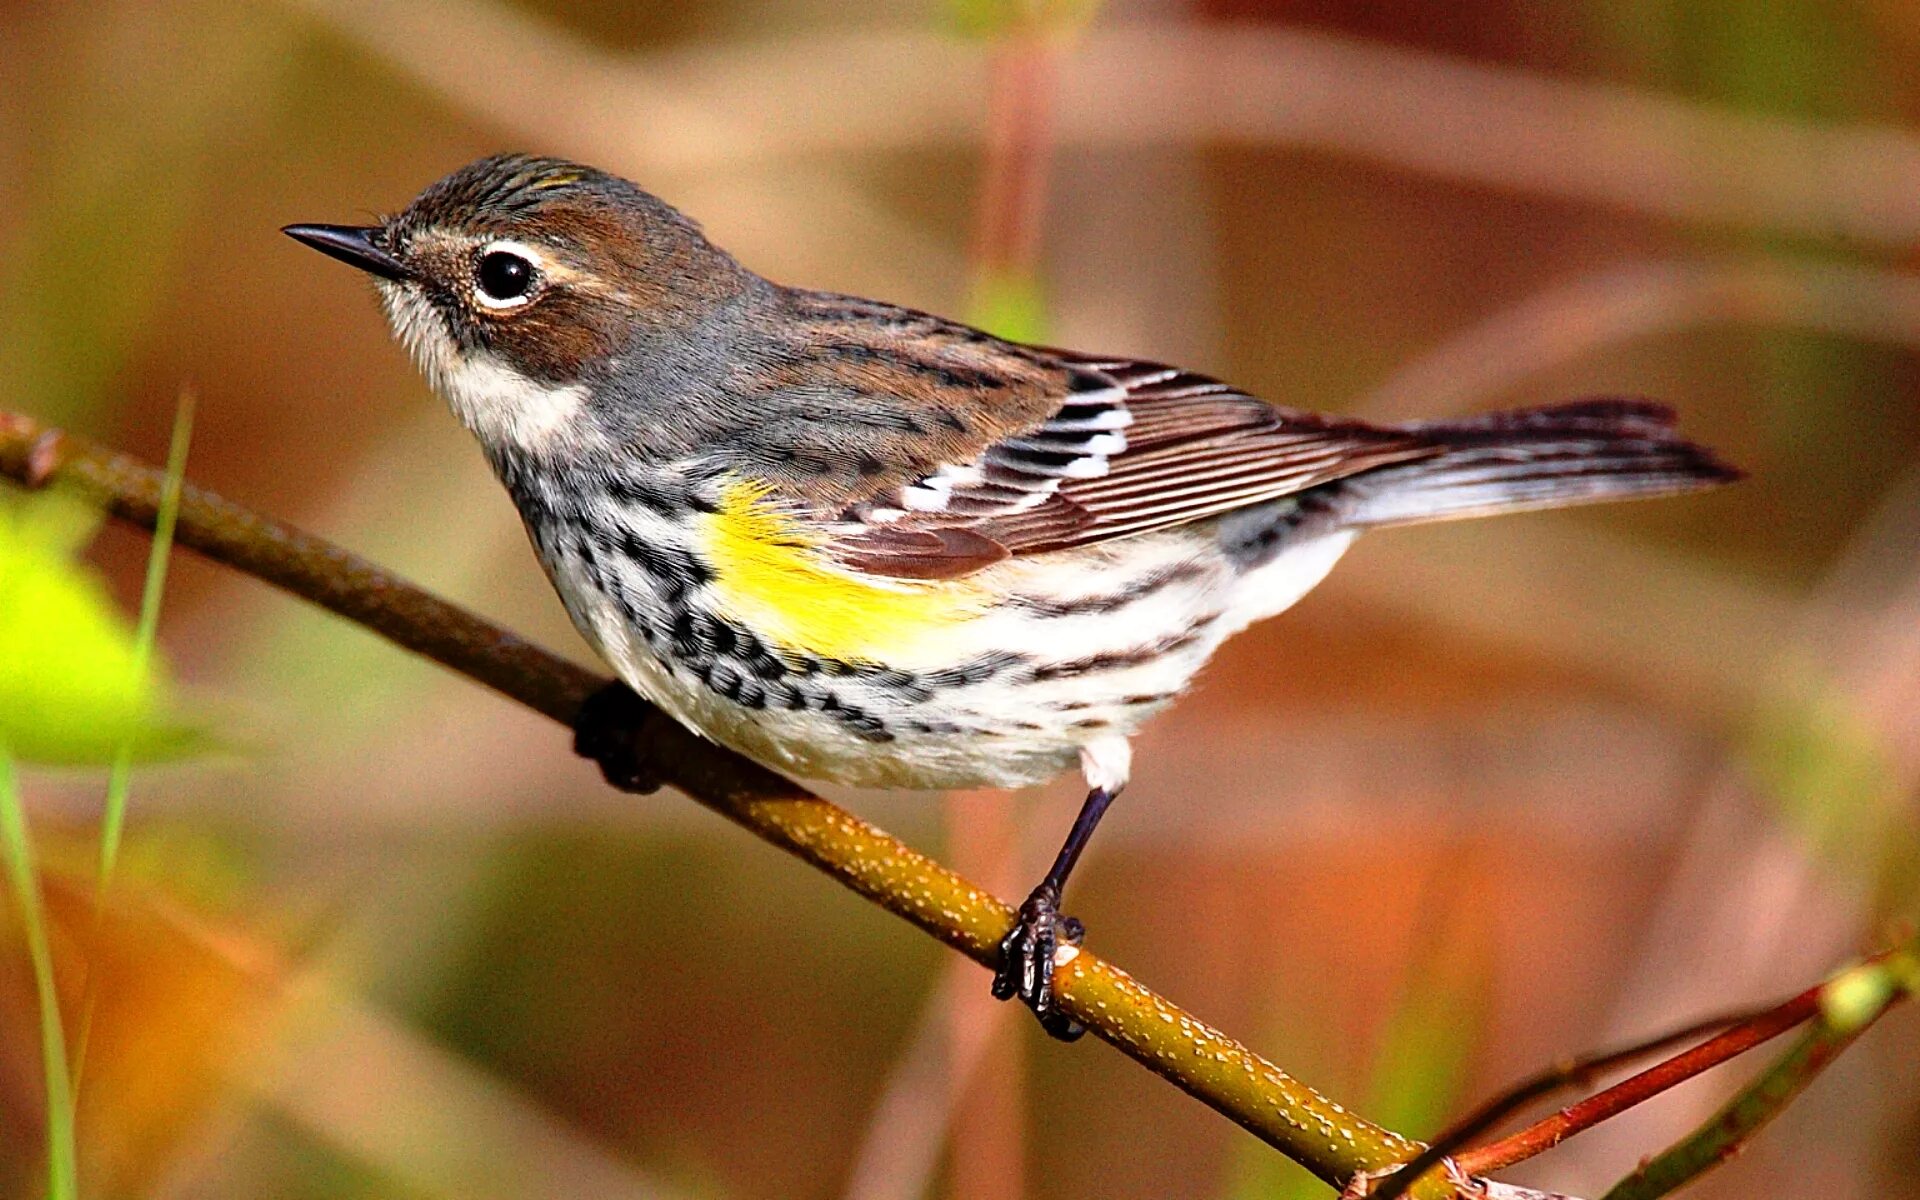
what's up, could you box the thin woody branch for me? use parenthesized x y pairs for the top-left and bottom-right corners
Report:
(0, 409), (1441, 1196)
(1602, 1022), (1868, 1200)
(1371, 952), (1896, 1199)
(1598, 947), (1915, 1200)
(1454, 964), (1855, 1176)
(1363, 1006), (1773, 1200)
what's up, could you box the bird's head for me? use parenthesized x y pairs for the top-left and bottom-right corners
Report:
(284, 153), (758, 459)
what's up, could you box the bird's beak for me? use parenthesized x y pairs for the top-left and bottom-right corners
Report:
(281, 223), (413, 282)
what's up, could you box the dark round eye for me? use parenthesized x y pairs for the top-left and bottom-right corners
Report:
(475, 250), (534, 303)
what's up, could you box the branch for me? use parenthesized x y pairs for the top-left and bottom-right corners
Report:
(20, 407), (1894, 1199)
(1358, 946), (1911, 1199)
(0, 410), (1439, 1195)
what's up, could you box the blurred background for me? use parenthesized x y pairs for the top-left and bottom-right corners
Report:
(1, 0), (1917, 1197)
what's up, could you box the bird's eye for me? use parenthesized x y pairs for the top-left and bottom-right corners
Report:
(474, 249), (536, 306)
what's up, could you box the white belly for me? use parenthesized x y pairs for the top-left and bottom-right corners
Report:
(531, 504), (1356, 791)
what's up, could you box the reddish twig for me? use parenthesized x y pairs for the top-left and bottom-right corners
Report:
(1365, 1006), (1771, 1200)
(1600, 948), (1916, 1200)
(1454, 960), (1871, 1176)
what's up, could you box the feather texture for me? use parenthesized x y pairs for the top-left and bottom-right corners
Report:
(692, 293), (1732, 583)
(828, 348), (1436, 578)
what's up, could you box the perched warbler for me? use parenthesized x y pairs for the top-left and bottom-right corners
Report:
(286, 154), (1738, 1038)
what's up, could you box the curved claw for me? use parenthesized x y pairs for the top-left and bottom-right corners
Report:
(992, 886), (1086, 1041)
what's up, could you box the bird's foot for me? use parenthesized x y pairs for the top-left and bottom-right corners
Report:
(992, 884), (1087, 1041)
(573, 681), (665, 794)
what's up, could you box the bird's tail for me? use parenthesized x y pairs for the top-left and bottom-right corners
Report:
(1337, 398), (1741, 528)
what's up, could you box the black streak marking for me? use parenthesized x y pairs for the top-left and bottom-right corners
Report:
(1011, 563), (1209, 618)
(1026, 632), (1203, 682)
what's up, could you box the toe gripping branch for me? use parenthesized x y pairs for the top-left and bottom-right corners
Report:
(993, 783), (1120, 1042)
(577, 671), (1114, 1045)
(993, 882), (1089, 1041)
(573, 681), (667, 794)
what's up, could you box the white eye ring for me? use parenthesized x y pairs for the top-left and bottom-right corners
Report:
(472, 240), (544, 310)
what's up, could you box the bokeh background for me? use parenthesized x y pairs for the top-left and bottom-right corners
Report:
(2, 1), (1917, 1197)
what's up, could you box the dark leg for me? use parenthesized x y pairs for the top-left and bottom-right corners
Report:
(573, 681), (665, 794)
(992, 785), (1120, 1041)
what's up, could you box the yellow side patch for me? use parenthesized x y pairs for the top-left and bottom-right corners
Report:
(703, 479), (987, 664)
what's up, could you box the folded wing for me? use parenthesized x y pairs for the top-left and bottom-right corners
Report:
(833, 353), (1436, 579)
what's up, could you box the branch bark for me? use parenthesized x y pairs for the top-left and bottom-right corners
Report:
(0, 409), (1443, 1195)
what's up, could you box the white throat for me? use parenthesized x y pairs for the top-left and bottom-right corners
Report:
(379, 282), (590, 456)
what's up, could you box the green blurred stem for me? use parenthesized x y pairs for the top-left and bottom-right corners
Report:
(0, 754), (77, 1200)
(99, 391), (194, 887)
(1599, 952), (1914, 1200)
(0, 410), (1442, 1195)
(1598, 1026), (1856, 1200)
(71, 391), (196, 1098)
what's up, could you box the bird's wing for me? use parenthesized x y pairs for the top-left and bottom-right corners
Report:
(824, 349), (1439, 580)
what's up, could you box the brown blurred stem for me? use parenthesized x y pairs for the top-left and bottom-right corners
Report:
(0, 409), (1441, 1196)
(972, 35), (1057, 292)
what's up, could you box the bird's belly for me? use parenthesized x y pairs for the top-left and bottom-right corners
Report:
(534, 527), (1236, 790)
(583, 623), (1094, 789)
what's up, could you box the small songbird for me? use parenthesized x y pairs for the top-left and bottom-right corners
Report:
(286, 154), (1738, 1038)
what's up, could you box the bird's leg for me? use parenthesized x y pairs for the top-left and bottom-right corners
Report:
(573, 681), (666, 794)
(992, 782), (1121, 1041)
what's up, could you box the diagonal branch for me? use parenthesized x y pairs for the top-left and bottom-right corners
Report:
(22, 405), (1890, 1200)
(0, 409), (1443, 1196)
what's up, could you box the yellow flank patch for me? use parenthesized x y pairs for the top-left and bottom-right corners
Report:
(703, 478), (987, 664)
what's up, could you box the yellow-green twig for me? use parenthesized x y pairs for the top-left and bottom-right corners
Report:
(0, 408), (1438, 1194)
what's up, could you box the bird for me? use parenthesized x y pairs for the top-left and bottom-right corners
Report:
(285, 153), (1739, 1039)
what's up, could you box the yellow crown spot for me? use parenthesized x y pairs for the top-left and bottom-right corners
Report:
(703, 479), (986, 664)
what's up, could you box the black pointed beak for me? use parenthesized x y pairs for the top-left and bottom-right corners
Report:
(281, 223), (412, 281)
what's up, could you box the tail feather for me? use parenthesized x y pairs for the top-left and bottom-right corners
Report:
(1339, 398), (1740, 528)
